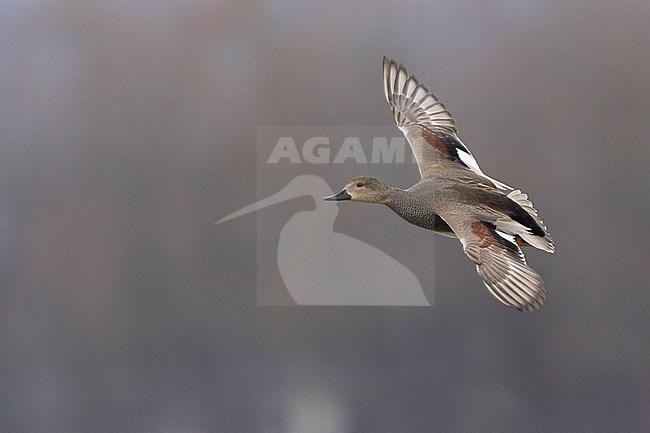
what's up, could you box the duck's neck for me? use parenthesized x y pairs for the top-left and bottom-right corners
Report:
(384, 187), (410, 209)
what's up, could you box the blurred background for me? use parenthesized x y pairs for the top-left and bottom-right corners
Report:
(1, 1), (649, 432)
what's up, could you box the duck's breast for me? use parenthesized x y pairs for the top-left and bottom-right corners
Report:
(388, 189), (455, 237)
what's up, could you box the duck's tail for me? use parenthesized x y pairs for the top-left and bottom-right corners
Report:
(505, 189), (554, 253)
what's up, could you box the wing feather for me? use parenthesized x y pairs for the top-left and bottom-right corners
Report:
(440, 216), (546, 312)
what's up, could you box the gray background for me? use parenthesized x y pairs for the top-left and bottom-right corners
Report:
(1, 1), (648, 432)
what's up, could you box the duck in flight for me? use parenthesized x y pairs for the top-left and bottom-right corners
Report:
(325, 57), (554, 312)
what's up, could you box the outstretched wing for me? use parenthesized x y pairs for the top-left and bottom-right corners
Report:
(383, 56), (457, 133)
(383, 57), (511, 190)
(438, 212), (547, 312)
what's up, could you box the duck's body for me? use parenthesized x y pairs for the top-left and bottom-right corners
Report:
(325, 57), (555, 312)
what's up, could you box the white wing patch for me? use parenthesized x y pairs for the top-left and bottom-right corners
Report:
(456, 147), (482, 174)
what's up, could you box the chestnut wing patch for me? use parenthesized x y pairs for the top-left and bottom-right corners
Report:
(419, 125), (478, 171)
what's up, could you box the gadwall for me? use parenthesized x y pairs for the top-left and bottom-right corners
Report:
(325, 57), (554, 312)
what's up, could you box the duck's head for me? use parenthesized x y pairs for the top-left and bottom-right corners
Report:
(324, 176), (393, 204)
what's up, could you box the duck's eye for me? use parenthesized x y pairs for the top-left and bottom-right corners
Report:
(356, 182), (364, 188)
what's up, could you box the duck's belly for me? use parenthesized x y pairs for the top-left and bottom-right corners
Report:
(400, 211), (457, 238)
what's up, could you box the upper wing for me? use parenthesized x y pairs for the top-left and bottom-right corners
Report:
(438, 211), (546, 312)
(383, 56), (457, 133)
(383, 57), (511, 190)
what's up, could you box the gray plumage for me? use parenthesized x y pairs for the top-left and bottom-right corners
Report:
(325, 57), (554, 312)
